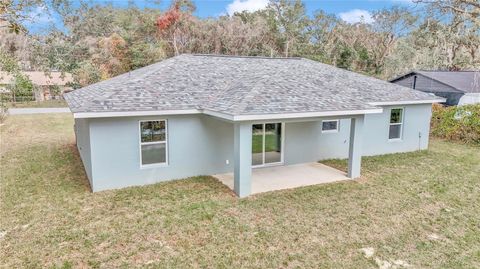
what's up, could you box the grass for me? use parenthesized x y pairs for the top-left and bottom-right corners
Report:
(7, 99), (67, 108)
(1, 114), (479, 268)
(252, 133), (280, 153)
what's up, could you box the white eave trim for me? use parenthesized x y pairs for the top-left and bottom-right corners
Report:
(202, 109), (234, 120)
(369, 99), (446, 106)
(73, 109), (201, 119)
(74, 108), (384, 120)
(205, 108), (383, 121)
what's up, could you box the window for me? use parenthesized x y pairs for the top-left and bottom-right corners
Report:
(322, 120), (339, 133)
(389, 108), (403, 140)
(139, 120), (167, 166)
(252, 123), (283, 166)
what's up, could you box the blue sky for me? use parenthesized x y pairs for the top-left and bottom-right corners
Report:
(195, 0), (413, 17)
(26, 0), (416, 33)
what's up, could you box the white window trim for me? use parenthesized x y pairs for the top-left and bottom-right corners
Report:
(139, 119), (169, 168)
(321, 119), (339, 133)
(388, 107), (404, 141)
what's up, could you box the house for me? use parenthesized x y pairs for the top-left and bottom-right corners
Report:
(0, 71), (73, 101)
(64, 54), (444, 197)
(390, 71), (480, 106)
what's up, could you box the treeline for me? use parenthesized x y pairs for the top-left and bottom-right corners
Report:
(1, 0), (479, 88)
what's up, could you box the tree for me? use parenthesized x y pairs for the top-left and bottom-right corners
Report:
(265, 0), (310, 57)
(409, 0), (480, 71)
(414, 0), (480, 25)
(0, 49), (34, 101)
(95, 33), (129, 78)
(369, 7), (418, 75)
(156, 0), (196, 55)
(0, 0), (71, 33)
(8, 73), (35, 102)
(30, 4), (165, 85)
(205, 14), (273, 56)
(336, 46), (354, 69)
(308, 10), (339, 63)
(74, 60), (102, 87)
(1, 0), (477, 88)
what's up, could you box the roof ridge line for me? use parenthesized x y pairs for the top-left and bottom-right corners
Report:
(190, 53), (302, 60)
(234, 72), (294, 114)
(127, 57), (179, 83)
(418, 70), (479, 72)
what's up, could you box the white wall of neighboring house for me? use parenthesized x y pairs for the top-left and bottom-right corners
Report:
(458, 93), (480, 106)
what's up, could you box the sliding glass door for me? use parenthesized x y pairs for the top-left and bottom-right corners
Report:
(252, 123), (283, 167)
(252, 124), (264, 166)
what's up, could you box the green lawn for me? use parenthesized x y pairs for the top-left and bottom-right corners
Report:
(1, 115), (479, 268)
(252, 133), (280, 153)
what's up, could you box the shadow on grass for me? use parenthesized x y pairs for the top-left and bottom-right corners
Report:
(66, 144), (236, 199)
(67, 143), (93, 192)
(1, 142), (92, 198)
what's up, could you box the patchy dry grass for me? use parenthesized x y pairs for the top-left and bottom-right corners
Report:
(1, 114), (479, 268)
(8, 100), (67, 109)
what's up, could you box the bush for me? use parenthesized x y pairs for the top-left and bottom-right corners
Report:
(431, 103), (480, 145)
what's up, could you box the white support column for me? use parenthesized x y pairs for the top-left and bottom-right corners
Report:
(234, 122), (252, 197)
(348, 116), (364, 178)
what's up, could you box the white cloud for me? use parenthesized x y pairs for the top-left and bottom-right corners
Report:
(339, 9), (374, 24)
(26, 6), (53, 24)
(22, 5), (60, 32)
(226, 0), (269, 16)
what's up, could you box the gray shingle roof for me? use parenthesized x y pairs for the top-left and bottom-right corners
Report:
(416, 71), (480, 93)
(65, 54), (442, 117)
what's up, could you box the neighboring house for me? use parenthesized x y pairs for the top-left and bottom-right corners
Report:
(390, 71), (480, 106)
(64, 54), (444, 197)
(0, 71), (73, 101)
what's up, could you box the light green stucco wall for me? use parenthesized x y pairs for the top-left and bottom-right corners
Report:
(76, 103), (433, 191)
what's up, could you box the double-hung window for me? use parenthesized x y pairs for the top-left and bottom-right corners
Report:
(322, 120), (339, 133)
(139, 120), (167, 166)
(389, 108), (403, 140)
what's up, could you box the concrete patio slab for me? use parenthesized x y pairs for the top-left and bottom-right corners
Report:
(214, 162), (350, 195)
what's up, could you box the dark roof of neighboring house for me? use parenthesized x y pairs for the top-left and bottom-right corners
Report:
(65, 54), (442, 118)
(390, 71), (480, 93)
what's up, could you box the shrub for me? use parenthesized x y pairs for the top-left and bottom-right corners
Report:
(431, 103), (480, 145)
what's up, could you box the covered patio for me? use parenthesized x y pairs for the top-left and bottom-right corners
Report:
(228, 116), (365, 197)
(214, 162), (349, 195)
